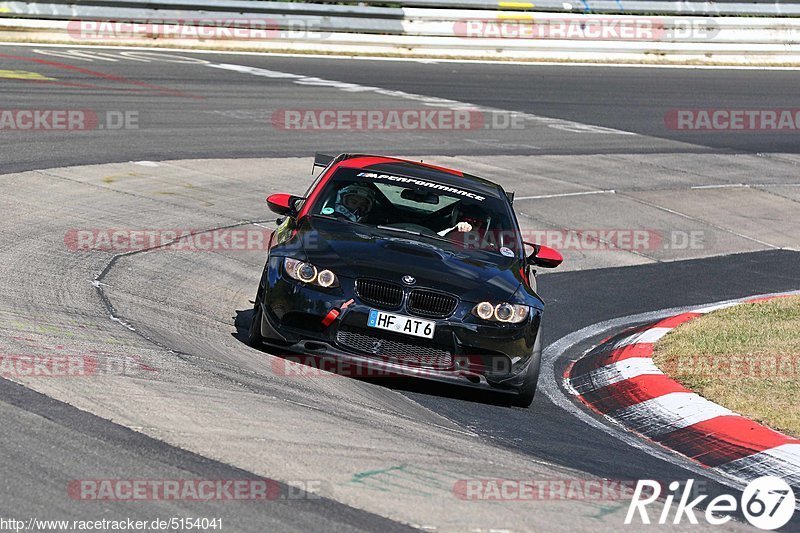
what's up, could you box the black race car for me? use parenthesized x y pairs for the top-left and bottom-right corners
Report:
(248, 154), (562, 407)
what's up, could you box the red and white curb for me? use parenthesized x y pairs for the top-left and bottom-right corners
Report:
(565, 295), (800, 492)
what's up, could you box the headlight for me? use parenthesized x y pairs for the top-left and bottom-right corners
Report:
(472, 301), (529, 324)
(297, 262), (317, 283)
(495, 303), (515, 322)
(317, 269), (336, 287)
(284, 258), (339, 288)
(475, 301), (494, 320)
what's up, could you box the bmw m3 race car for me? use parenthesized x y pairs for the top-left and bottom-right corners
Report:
(248, 153), (562, 407)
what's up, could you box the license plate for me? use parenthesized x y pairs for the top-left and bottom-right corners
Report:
(367, 309), (435, 339)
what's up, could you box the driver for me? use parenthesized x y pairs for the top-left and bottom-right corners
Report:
(334, 184), (376, 223)
(438, 203), (488, 237)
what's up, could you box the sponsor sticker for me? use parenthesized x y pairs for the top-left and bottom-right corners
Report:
(356, 172), (486, 201)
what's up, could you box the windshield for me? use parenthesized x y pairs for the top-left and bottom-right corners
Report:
(309, 168), (521, 255)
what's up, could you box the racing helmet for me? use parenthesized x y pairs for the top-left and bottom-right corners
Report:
(335, 184), (376, 222)
(451, 202), (488, 231)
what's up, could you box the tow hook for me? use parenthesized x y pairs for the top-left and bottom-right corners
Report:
(321, 299), (354, 327)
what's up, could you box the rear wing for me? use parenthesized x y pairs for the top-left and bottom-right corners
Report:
(314, 153), (335, 169)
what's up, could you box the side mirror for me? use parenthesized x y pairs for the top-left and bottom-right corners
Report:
(266, 193), (302, 217)
(524, 242), (563, 269)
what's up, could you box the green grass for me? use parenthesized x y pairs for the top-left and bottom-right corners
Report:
(652, 295), (800, 437)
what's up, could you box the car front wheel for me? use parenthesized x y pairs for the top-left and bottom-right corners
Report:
(247, 303), (266, 348)
(510, 329), (542, 408)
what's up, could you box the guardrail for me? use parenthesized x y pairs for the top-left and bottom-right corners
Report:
(1, 1), (799, 63)
(358, 0), (800, 16)
(3, 0), (800, 18)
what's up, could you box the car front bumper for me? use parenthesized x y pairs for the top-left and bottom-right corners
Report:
(257, 256), (542, 391)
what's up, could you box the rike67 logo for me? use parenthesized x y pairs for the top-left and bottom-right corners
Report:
(626, 476), (796, 530)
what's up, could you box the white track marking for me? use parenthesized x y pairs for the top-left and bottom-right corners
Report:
(757, 444), (800, 472)
(690, 183), (747, 189)
(718, 444), (800, 489)
(206, 63), (300, 79)
(515, 190), (615, 200)
(692, 183), (800, 189)
(612, 392), (735, 438)
(577, 357), (663, 390)
(614, 327), (673, 346)
(32, 48), (211, 64)
(13, 42), (800, 70)
(206, 62), (635, 136)
(32, 48), (121, 62)
(693, 301), (742, 313)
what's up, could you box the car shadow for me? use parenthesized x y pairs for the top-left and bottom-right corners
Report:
(232, 308), (515, 407)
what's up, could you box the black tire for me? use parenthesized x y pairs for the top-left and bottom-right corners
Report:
(510, 357), (540, 407)
(247, 303), (266, 348)
(510, 329), (543, 408)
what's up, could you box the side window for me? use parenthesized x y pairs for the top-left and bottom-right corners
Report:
(304, 160), (335, 197)
(297, 164), (335, 213)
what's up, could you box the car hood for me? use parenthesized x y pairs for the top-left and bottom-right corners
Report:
(279, 216), (530, 303)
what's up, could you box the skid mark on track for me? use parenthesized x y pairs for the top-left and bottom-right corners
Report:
(348, 465), (459, 496)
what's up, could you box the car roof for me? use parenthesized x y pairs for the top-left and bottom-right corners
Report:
(337, 155), (507, 200)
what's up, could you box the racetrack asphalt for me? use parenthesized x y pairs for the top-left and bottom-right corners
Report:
(2, 45), (800, 174)
(0, 44), (799, 531)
